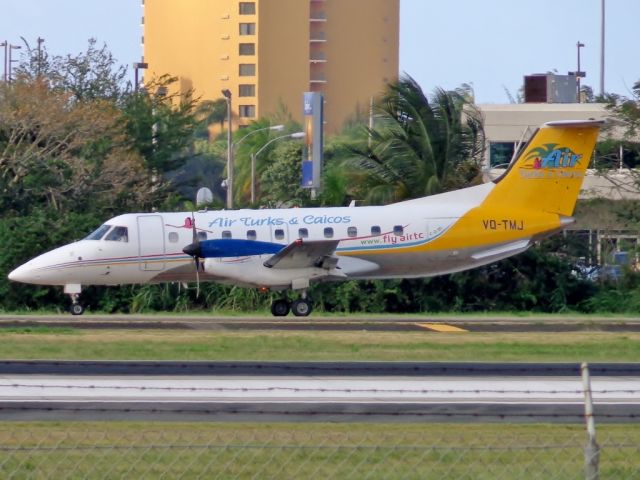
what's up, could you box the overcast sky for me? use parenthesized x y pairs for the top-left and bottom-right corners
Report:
(1, 0), (638, 103)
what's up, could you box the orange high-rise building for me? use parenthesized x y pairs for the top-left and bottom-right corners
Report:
(142, 0), (399, 133)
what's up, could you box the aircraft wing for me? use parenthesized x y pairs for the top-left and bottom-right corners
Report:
(263, 239), (340, 269)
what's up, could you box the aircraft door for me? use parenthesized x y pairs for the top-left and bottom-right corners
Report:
(137, 215), (166, 271)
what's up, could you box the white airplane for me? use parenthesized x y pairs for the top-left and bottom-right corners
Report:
(9, 120), (603, 316)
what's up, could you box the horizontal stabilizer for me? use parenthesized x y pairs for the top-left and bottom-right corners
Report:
(471, 239), (530, 261)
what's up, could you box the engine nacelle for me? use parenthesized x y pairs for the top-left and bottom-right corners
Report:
(203, 256), (339, 289)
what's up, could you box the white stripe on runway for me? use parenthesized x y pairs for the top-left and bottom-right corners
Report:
(1, 376), (639, 404)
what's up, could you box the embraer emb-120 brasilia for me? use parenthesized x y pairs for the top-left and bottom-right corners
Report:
(9, 120), (603, 316)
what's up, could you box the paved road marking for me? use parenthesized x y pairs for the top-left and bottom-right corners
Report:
(417, 323), (468, 332)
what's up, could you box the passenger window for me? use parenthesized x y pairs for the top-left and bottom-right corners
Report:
(105, 226), (129, 242)
(222, 231), (232, 239)
(394, 225), (404, 236)
(274, 229), (285, 240)
(347, 226), (357, 237)
(197, 231), (207, 241)
(247, 230), (257, 240)
(85, 224), (111, 240)
(168, 232), (179, 243)
(324, 227), (334, 238)
(298, 228), (309, 239)
(371, 226), (381, 236)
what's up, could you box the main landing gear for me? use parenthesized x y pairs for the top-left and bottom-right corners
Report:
(270, 293), (312, 317)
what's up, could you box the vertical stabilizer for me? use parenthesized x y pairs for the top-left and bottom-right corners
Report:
(483, 120), (603, 216)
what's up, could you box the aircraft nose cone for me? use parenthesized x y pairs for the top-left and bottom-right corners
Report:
(8, 264), (33, 284)
(183, 243), (201, 258)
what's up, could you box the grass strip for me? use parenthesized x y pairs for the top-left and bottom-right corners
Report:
(0, 329), (639, 362)
(0, 422), (637, 479)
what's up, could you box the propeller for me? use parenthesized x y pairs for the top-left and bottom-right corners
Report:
(182, 213), (202, 297)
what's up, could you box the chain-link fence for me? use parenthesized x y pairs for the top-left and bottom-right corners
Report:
(0, 423), (638, 479)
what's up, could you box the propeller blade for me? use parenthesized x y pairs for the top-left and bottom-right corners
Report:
(183, 212), (202, 298)
(191, 212), (197, 244)
(195, 263), (200, 298)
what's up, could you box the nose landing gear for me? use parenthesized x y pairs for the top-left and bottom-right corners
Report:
(69, 298), (85, 316)
(65, 284), (85, 316)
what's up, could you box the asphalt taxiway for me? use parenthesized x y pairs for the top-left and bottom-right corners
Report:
(1, 314), (640, 332)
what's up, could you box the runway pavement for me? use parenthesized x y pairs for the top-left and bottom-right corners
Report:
(1, 313), (640, 332)
(1, 361), (638, 423)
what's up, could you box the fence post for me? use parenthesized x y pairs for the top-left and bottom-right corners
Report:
(581, 362), (600, 480)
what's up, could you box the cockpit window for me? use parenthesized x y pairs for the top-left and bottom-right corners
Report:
(105, 226), (129, 242)
(85, 224), (112, 241)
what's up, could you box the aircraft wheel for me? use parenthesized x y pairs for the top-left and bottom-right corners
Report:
(291, 299), (312, 317)
(271, 299), (290, 317)
(70, 303), (85, 316)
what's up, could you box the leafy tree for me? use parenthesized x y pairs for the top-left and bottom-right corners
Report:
(120, 75), (203, 174)
(193, 98), (228, 138)
(345, 76), (485, 204)
(15, 38), (129, 102)
(0, 78), (152, 214)
(595, 80), (640, 194)
(606, 81), (640, 138)
(230, 115), (302, 207)
(260, 141), (310, 207)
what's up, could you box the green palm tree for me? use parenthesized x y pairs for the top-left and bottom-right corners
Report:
(193, 99), (228, 139)
(346, 75), (485, 204)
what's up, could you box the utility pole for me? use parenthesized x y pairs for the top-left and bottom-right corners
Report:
(0, 41), (7, 82)
(576, 42), (585, 102)
(36, 37), (44, 76)
(8, 44), (21, 83)
(599, 0), (605, 96)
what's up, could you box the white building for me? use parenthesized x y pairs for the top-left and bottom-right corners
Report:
(478, 103), (640, 200)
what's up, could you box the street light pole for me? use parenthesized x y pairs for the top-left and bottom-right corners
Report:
(221, 89), (233, 209)
(133, 62), (148, 92)
(251, 132), (305, 204)
(226, 124), (284, 205)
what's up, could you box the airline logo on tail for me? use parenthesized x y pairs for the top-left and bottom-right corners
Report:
(519, 144), (584, 179)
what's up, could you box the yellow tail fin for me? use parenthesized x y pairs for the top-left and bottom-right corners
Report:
(483, 120), (603, 217)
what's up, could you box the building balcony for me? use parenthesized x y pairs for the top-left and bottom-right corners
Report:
(309, 32), (326, 42)
(310, 74), (327, 84)
(310, 11), (327, 22)
(309, 52), (326, 63)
